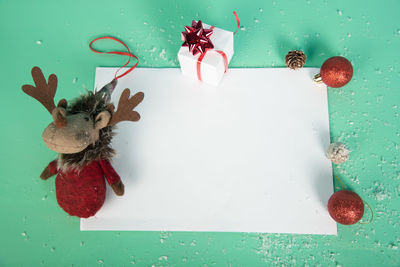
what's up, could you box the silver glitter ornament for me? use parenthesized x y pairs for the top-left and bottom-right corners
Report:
(326, 142), (349, 164)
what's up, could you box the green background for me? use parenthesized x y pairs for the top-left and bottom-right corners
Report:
(1, 0), (399, 266)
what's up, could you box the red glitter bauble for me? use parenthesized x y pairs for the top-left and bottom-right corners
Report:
(328, 190), (364, 225)
(320, 56), (353, 88)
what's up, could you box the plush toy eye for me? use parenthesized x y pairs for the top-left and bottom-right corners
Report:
(84, 117), (89, 121)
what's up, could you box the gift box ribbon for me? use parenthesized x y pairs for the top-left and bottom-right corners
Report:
(197, 49), (228, 81)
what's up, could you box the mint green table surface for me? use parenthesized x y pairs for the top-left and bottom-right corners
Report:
(1, 0), (399, 266)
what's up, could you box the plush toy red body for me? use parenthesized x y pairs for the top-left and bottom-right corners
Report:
(45, 160), (120, 218)
(22, 67), (144, 218)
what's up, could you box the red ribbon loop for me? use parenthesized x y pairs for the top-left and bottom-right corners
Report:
(89, 36), (139, 80)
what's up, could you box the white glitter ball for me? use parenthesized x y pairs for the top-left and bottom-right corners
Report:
(326, 142), (350, 164)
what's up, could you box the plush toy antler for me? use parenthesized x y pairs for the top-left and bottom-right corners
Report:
(22, 67), (68, 128)
(22, 66), (144, 218)
(109, 89), (144, 125)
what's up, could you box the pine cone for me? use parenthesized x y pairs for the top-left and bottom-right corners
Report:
(285, 50), (306, 70)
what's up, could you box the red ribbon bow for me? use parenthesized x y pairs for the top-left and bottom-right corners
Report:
(181, 20), (214, 56)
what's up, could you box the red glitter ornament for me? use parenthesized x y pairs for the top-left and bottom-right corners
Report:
(328, 189), (364, 225)
(313, 56), (353, 88)
(181, 20), (214, 55)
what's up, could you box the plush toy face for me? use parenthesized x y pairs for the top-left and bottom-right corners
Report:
(42, 110), (111, 154)
(22, 66), (144, 155)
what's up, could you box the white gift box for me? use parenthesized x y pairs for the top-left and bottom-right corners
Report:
(178, 23), (234, 86)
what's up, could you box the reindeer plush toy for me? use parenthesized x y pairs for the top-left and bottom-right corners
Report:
(22, 66), (144, 218)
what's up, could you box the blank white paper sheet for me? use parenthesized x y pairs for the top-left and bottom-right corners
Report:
(81, 67), (337, 235)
